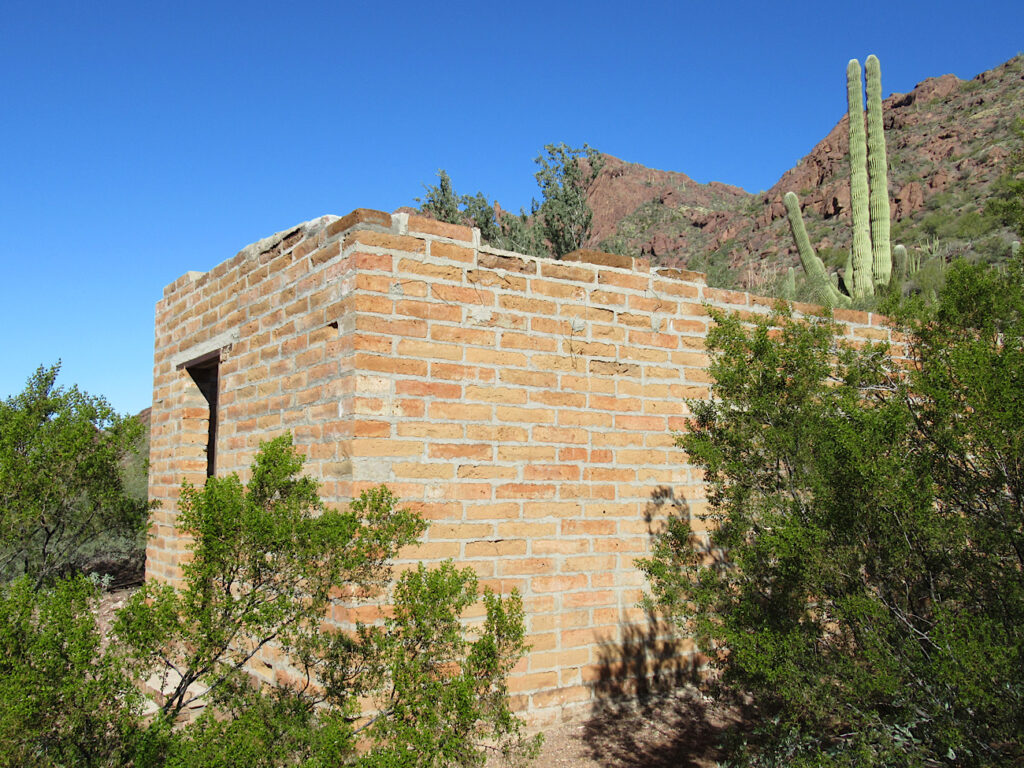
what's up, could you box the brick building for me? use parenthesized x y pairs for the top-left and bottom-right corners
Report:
(147, 209), (894, 722)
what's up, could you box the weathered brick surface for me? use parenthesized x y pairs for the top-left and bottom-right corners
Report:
(149, 209), (893, 721)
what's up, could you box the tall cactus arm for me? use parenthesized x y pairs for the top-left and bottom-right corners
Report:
(784, 192), (852, 308)
(781, 267), (796, 301)
(866, 55), (892, 286)
(893, 244), (908, 284)
(847, 59), (874, 299)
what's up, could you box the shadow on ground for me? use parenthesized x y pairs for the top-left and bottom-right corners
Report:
(582, 617), (748, 768)
(579, 486), (748, 768)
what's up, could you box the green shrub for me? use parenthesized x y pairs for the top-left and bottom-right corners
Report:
(0, 364), (151, 588)
(640, 258), (1024, 766)
(1, 435), (538, 767)
(0, 575), (155, 767)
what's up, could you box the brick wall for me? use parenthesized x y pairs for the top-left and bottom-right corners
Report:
(148, 209), (897, 723)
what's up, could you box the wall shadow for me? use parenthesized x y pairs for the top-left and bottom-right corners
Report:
(579, 485), (747, 767)
(582, 613), (742, 768)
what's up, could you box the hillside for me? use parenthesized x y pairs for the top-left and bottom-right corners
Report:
(589, 54), (1024, 293)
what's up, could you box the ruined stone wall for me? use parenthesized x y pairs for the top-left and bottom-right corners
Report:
(147, 209), (895, 723)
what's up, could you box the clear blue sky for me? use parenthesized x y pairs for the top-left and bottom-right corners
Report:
(1, 0), (1021, 414)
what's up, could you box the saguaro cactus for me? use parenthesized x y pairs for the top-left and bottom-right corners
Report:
(847, 59), (874, 299)
(866, 55), (892, 286)
(786, 55), (896, 307)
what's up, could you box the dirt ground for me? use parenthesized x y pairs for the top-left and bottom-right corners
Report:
(513, 687), (742, 768)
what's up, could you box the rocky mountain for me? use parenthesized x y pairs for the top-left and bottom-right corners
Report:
(589, 54), (1024, 293)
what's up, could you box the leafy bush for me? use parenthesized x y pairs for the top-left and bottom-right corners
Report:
(416, 143), (603, 259)
(0, 364), (150, 588)
(640, 259), (1024, 766)
(0, 574), (154, 767)
(1, 435), (538, 767)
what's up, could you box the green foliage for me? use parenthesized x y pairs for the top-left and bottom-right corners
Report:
(986, 118), (1024, 239)
(0, 364), (151, 588)
(417, 170), (462, 224)
(640, 259), (1024, 766)
(1, 435), (536, 766)
(416, 143), (602, 260)
(117, 435), (427, 721)
(533, 143), (604, 258)
(0, 575), (153, 767)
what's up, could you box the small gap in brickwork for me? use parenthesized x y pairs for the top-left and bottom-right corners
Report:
(327, 321), (339, 330)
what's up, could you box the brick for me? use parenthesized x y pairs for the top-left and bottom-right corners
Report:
(496, 483), (557, 499)
(501, 332), (558, 352)
(559, 304), (615, 323)
(563, 248), (633, 270)
(496, 405), (555, 424)
(465, 540), (529, 557)
(531, 574), (587, 592)
(395, 299), (463, 322)
(497, 445), (556, 462)
(563, 590), (615, 608)
(348, 230), (425, 253)
(598, 270), (649, 291)
(431, 240), (476, 263)
(397, 258), (464, 282)
(396, 422), (464, 439)
(430, 325), (495, 346)
(458, 464), (517, 479)
(355, 354), (428, 377)
(430, 402), (492, 421)
(497, 521), (557, 538)
(615, 414), (667, 431)
(562, 339), (616, 358)
(352, 251), (392, 272)
(428, 443), (492, 460)
(353, 419), (390, 437)
(523, 464), (581, 481)
(704, 287), (749, 305)
(478, 252), (537, 275)
(499, 557), (555, 575)
(557, 410), (613, 428)
(349, 439), (422, 457)
(395, 380), (463, 399)
(508, 671), (557, 694)
(628, 330), (679, 349)
(326, 208), (392, 236)
(465, 347), (528, 367)
(396, 338), (464, 361)
(430, 362), (496, 382)
(501, 369), (559, 388)
(465, 424), (529, 442)
(589, 360), (641, 377)
(464, 385), (528, 404)
(498, 294), (555, 315)
(530, 355), (587, 373)
(403, 215), (473, 242)
(539, 261), (597, 283)
(562, 519), (616, 536)
(529, 390), (586, 408)
(530, 279), (586, 300)
(467, 268), (528, 291)
(432, 284), (494, 306)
